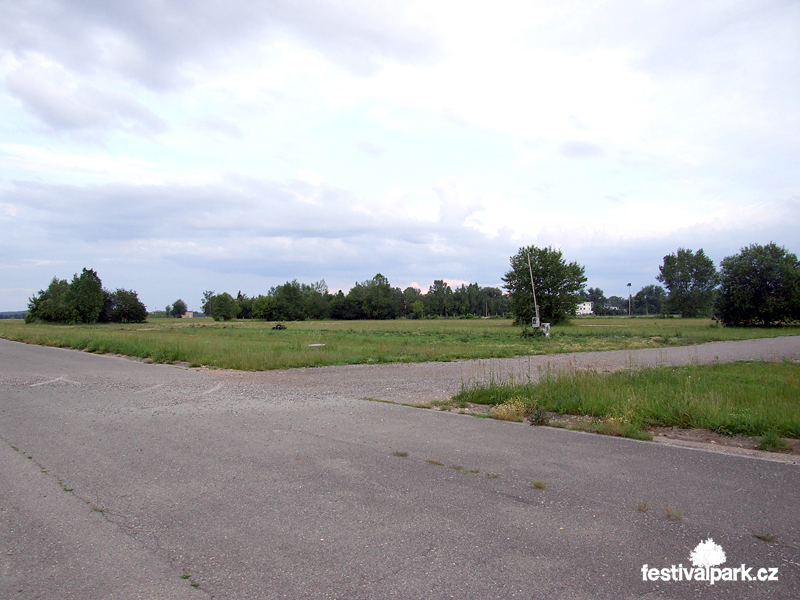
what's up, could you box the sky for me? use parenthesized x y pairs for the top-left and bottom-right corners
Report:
(1, 0), (798, 311)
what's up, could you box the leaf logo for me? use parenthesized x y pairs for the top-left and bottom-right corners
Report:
(690, 538), (727, 569)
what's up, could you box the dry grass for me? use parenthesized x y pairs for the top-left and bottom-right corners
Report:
(490, 397), (527, 421)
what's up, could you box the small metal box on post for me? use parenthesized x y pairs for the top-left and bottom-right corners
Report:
(527, 251), (550, 338)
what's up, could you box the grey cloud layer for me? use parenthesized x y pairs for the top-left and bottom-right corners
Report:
(1, 177), (512, 299)
(6, 65), (166, 133)
(1, 0), (439, 91)
(3, 177), (492, 251)
(6, 177), (796, 295)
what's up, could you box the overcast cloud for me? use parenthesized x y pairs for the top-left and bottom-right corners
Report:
(1, 0), (798, 311)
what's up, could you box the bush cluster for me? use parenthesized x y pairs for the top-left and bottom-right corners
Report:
(26, 268), (147, 324)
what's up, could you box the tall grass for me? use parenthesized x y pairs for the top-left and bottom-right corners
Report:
(1, 316), (798, 371)
(454, 360), (800, 438)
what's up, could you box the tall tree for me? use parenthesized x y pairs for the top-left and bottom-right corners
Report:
(201, 291), (216, 317)
(657, 248), (718, 317)
(361, 274), (400, 319)
(424, 280), (453, 317)
(66, 268), (104, 323)
(302, 281), (329, 320)
(271, 281), (305, 321)
(717, 243), (800, 326)
(236, 292), (253, 319)
(503, 246), (586, 326)
(402, 286), (423, 318)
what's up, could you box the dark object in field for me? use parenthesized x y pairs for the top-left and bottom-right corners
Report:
(272, 323), (287, 330)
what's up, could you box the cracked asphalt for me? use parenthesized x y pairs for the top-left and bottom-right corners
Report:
(1, 337), (799, 599)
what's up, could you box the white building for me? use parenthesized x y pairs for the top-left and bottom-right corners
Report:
(576, 301), (594, 316)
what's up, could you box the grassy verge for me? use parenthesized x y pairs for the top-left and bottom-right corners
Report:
(453, 360), (800, 441)
(0, 316), (798, 371)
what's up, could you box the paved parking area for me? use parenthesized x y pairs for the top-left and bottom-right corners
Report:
(1, 338), (799, 599)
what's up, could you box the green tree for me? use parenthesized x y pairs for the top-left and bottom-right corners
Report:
(302, 281), (330, 320)
(210, 292), (239, 321)
(632, 285), (666, 316)
(361, 274), (400, 319)
(423, 280), (453, 317)
(482, 286), (509, 317)
(656, 248), (718, 317)
(402, 286), (423, 317)
(100, 289), (148, 323)
(251, 295), (276, 320)
(409, 300), (425, 319)
(170, 299), (188, 318)
(201, 291), (215, 317)
(25, 277), (71, 323)
(503, 246), (586, 326)
(329, 290), (361, 320)
(271, 281), (305, 321)
(717, 242), (800, 326)
(66, 268), (104, 323)
(236, 292), (253, 319)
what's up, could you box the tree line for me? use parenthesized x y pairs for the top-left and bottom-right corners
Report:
(503, 242), (800, 327)
(24, 242), (798, 328)
(199, 275), (510, 321)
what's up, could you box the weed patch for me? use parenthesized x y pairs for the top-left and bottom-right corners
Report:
(490, 397), (527, 421)
(455, 361), (800, 440)
(758, 431), (790, 452)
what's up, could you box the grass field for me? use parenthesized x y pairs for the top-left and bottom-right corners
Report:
(1, 316), (798, 371)
(453, 360), (800, 442)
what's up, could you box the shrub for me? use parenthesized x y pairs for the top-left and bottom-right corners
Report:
(490, 397), (528, 421)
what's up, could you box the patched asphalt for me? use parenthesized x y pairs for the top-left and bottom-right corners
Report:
(1, 337), (799, 599)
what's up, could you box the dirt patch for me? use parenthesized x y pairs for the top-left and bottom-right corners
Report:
(650, 426), (799, 456)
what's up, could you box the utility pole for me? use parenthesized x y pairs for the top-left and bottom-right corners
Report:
(527, 251), (540, 328)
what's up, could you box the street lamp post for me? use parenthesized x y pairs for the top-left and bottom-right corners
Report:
(627, 283), (632, 317)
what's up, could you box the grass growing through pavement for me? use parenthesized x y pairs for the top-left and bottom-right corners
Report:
(454, 360), (800, 440)
(1, 316), (798, 371)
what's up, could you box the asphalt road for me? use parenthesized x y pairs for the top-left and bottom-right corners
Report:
(1, 337), (799, 599)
